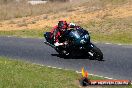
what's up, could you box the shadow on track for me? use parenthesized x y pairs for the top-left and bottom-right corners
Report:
(51, 54), (105, 61)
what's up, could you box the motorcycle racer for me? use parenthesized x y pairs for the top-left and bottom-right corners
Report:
(50, 20), (68, 47)
(44, 21), (103, 60)
(50, 21), (81, 47)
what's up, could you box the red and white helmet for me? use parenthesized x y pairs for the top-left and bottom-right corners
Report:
(58, 20), (68, 32)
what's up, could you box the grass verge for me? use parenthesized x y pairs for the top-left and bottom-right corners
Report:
(0, 27), (51, 38)
(0, 56), (132, 88)
(81, 17), (132, 44)
(0, 17), (132, 44)
(0, 56), (101, 88)
(0, 29), (131, 44)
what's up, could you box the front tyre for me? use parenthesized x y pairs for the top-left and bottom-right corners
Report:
(89, 46), (103, 61)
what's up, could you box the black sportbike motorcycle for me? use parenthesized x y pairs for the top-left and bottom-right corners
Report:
(44, 28), (103, 60)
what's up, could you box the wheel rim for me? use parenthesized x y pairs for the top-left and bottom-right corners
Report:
(89, 50), (102, 60)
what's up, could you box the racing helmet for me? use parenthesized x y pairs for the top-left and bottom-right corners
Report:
(58, 20), (68, 32)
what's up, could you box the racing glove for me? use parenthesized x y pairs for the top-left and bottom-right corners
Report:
(54, 41), (68, 47)
(54, 42), (64, 46)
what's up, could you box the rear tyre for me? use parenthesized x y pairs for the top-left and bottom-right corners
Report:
(61, 50), (70, 56)
(55, 47), (70, 57)
(44, 32), (54, 45)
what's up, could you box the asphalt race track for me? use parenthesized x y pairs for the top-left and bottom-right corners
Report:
(0, 36), (132, 80)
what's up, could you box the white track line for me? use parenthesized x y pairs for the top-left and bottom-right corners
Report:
(76, 71), (114, 80)
(6, 36), (132, 46)
(93, 41), (132, 46)
(105, 43), (111, 45)
(32, 63), (115, 80)
(118, 44), (122, 46)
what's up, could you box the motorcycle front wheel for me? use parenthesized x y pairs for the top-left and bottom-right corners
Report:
(88, 46), (103, 61)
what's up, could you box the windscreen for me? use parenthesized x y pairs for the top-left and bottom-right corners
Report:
(69, 28), (90, 45)
(69, 30), (81, 39)
(69, 28), (86, 39)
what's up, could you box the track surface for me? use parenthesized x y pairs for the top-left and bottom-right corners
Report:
(0, 36), (132, 80)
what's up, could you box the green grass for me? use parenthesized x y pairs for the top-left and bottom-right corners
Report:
(0, 29), (43, 38)
(0, 56), (132, 88)
(0, 17), (132, 44)
(90, 31), (132, 44)
(81, 17), (132, 44)
(0, 27), (131, 44)
(0, 56), (106, 88)
(0, 27), (51, 38)
(0, 56), (79, 88)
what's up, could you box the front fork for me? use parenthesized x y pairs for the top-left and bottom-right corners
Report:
(87, 42), (94, 50)
(87, 43), (95, 57)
